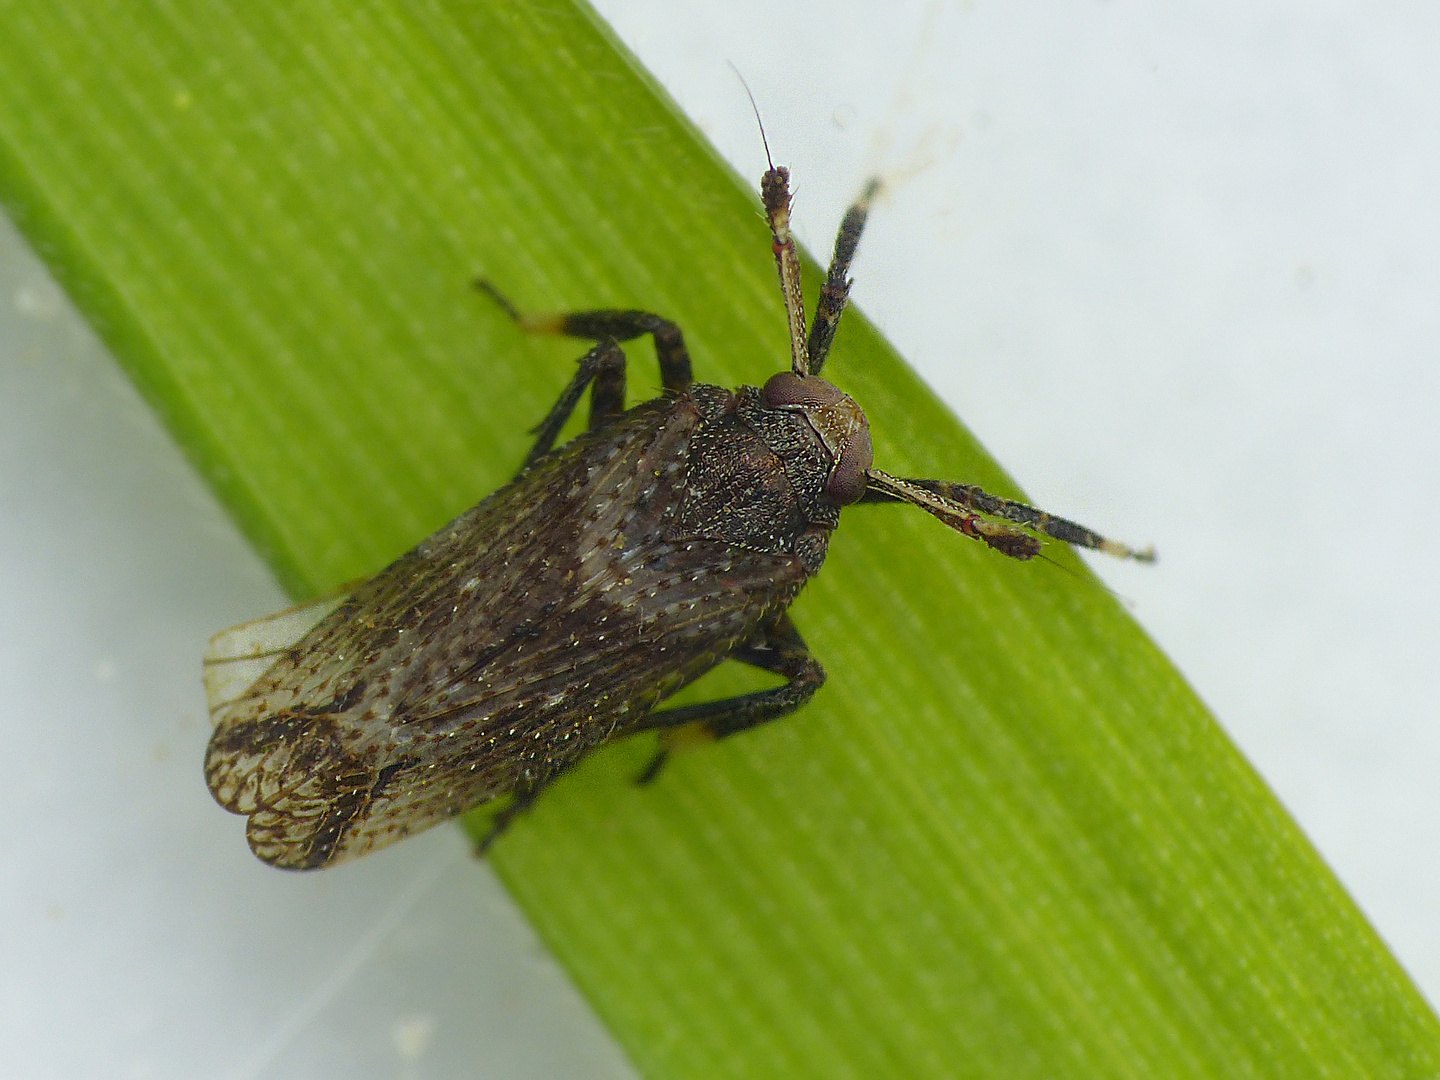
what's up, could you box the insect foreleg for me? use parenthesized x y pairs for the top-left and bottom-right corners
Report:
(476, 279), (694, 392)
(859, 476), (1155, 562)
(635, 614), (826, 784)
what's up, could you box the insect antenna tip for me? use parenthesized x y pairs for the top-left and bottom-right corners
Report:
(727, 61), (775, 172)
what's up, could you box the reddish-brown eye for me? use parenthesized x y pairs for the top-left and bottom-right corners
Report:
(826, 426), (872, 504)
(763, 372), (845, 409)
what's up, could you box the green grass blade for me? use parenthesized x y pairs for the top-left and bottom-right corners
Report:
(0, 2), (1436, 1078)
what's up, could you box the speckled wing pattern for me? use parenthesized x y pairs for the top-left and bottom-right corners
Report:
(204, 396), (809, 869)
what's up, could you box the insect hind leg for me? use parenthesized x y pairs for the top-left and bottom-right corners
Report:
(468, 733), (608, 856)
(471, 615), (823, 851)
(470, 789), (539, 857)
(635, 613), (825, 784)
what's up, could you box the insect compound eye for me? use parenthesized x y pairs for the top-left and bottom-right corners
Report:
(763, 372), (872, 506)
(825, 425), (872, 505)
(762, 372), (844, 410)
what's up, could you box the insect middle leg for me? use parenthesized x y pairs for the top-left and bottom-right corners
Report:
(478, 281), (697, 470)
(516, 338), (629, 471)
(477, 280), (693, 395)
(635, 613), (826, 784)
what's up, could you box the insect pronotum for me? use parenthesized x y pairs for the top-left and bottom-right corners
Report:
(203, 162), (1153, 870)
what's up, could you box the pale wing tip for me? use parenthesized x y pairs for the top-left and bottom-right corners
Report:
(202, 591), (351, 720)
(203, 657), (278, 720)
(204, 592), (350, 663)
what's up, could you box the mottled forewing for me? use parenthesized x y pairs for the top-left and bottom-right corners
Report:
(204, 397), (808, 869)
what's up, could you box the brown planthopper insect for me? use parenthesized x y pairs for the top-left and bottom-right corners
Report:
(202, 161), (1153, 871)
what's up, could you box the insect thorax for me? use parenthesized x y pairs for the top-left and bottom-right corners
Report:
(672, 383), (842, 575)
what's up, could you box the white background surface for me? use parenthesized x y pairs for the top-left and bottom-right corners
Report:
(2, 2), (1438, 1077)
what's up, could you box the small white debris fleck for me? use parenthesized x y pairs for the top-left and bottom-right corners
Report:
(392, 1012), (437, 1060)
(14, 282), (62, 320)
